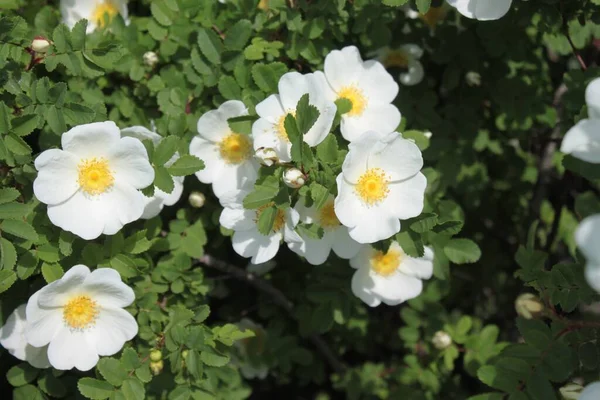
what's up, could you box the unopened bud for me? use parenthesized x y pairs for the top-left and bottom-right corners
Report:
(465, 71), (481, 87)
(432, 330), (452, 350)
(188, 191), (206, 208)
(182, 350), (189, 359)
(143, 51), (159, 67)
(559, 382), (583, 400)
(283, 168), (306, 189)
(255, 148), (278, 167)
(150, 360), (164, 375)
(31, 36), (51, 53)
(515, 293), (545, 320)
(149, 349), (162, 362)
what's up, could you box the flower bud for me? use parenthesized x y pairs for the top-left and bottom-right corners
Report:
(283, 168), (306, 189)
(255, 148), (278, 167)
(31, 36), (51, 53)
(149, 349), (162, 362)
(150, 360), (164, 375)
(143, 51), (158, 67)
(465, 71), (481, 87)
(559, 382), (583, 400)
(515, 293), (545, 320)
(188, 192), (206, 208)
(182, 350), (189, 359)
(432, 330), (452, 350)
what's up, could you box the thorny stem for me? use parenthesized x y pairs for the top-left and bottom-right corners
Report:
(196, 254), (347, 374)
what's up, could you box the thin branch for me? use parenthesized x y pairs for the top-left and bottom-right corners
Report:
(197, 254), (347, 374)
(561, 0), (587, 71)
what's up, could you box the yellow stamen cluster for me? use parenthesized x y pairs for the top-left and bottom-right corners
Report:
(319, 201), (340, 230)
(337, 86), (367, 117)
(370, 248), (403, 276)
(276, 112), (295, 142)
(92, 1), (119, 28)
(355, 168), (390, 205)
(219, 133), (252, 164)
(63, 295), (99, 329)
(255, 203), (286, 234)
(78, 157), (114, 195)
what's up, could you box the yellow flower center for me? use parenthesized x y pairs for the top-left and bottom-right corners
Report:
(337, 86), (367, 117)
(382, 50), (410, 69)
(370, 248), (403, 276)
(92, 1), (119, 27)
(355, 168), (390, 205)
(255, 203), (286, 234)
(276, 112), (295, 142)
(63, 295), (99, 329)
(78, 158), (114, 195)
(420, 6), (447, 28)
(219, 133), (252, 164)
(319, 201), (340, 230)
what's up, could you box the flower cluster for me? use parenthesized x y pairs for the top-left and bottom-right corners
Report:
(0, 266), (136, 371)
(189, 45), (432, 306)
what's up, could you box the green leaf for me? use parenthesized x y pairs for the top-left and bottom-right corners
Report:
(251, 62), (287, 93)
(120, 379), (145, 400)
(200, 349), (229, 367)
(185, 351), (203, 381)
(7, 363), (38, 387)
(13, 385), (44, 400)
(181, 220), (207, 258)
(309, 182), (329, 210)
(167, 155), (204, 176)
(153, 165), (175, 194)
(109, 255), (138, 279)
(153, 135), (179, 166)
(444, 239), (481, 264)
(433, 221), (463, 236)
(36, 244), (60, 263)
(1, 219), (38, 241)
(224, 20), (253, 50)
(164, 305), (194, 332)
(151, 0), (176, 26)
(98, 358), (128, 387)
(0, 202), (29, 220)
(5, 133), (31, 155)
(0, 237), (17, 270)
(243, 176), (280, 209)
(409, 213), (438, 233)
(296, 93), (320, 135)
(11, 114), (41, 136)
(197, 28), (223, 65)
(218, 75), (242, 100)
(77, 378), (114, 400)
(41, 263), (64, 283)
(382, 0), (410, 6)
(0, 188), (19, 204)
(415, 0), (431, 14)
(257, 205), (277, 235)
(316, 135), (339, 164)
(335, 97), (352, 115)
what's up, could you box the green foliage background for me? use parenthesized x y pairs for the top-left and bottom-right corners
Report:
(1, 0), (600, 399)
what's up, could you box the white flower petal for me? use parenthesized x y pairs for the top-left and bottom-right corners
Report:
(351, 267), (382, 307)
(232, 229), (281, 264)
(107, 136), (154, 189)
(0, 305), (50, 369)
(331, 227), (362, 260)
(255, 94), (285, 119)
(580, 381), (600, 400)
(91, 307), (138, 356)
(189, 136), (223, 184)
(324, 46), (364, 91)
(360, 60), (399, 104)
(368, 134), (423, 182)
(33, 149), (79, 205)
(384, 173), (427, 220)
(252, 123), (291, 162)
(371, 272), (423, 305)
(586, 78), (600, 119)
(25, 291), (63, 348)
(120, 126), (162, 145)
(212, 161), (259, 199)
(37, 265), (91, 307)
(220, 206), (255, 231)
(47, 327), (99, 371)
(585, 264), (600, 294)
(340, 104), (401, 142)
(196, 100), (246, 142)
(61, 121), (120, 159)
(47, 191), (105, 240)
(399, 246), (434, 279)
(287, 233), (334, 265)
(575, 214), (600, 264)
(447, 0), (512, 21)
(561, 119), (600, 163)
(82, 268), (135, 308)
(349, 245), (373, 270)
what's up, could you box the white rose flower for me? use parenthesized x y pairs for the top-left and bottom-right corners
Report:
(252, 72), (336, 162)
(377, 45), (425, 87)
(25, 265), (138, 371)
(561, 78), (600, 163)
(60, 0), (129, 33)
(0, 305), (50, 369)
(447, 0), (512, 21)
(322, 46), (401, 142)
(190, 100), (260, 198)
(286, 195), (360, 265)
(121, 126), (184, 219)
(33, 121), (154, 240)
(350, 242), (434, 307)
(574, 214), (600, 293)
(334, 130), (427, 244)
(219, 191), (299, 264)
(580, 382), (600, 400)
